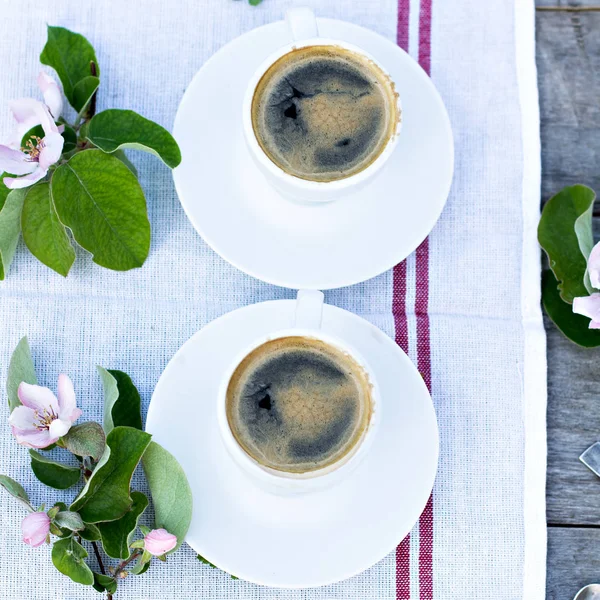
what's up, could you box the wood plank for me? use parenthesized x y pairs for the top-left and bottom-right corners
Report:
(537, 11), (600, 203)
(537, 1), (600, 8)
(547, 527), (600, 600)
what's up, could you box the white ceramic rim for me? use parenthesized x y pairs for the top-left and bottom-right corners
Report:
(217, 327), (380, 488)
(242, 37), (403, 193)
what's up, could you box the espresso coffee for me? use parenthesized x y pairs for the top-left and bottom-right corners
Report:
(251, 45), (398, 182)
(226, 336), (372, 473)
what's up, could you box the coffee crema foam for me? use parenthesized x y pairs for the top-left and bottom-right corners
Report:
(226, 336), (373, 473)
(251, 45), (398, 182)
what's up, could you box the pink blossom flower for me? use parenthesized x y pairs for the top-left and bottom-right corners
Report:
(8, 374), (82, 449)
(143, 528), (177, 556)
(573, 294), (600, 329)
(0, 72), (65, 190)
(22, 512), (51, 547)
(587, 242), (600, 290)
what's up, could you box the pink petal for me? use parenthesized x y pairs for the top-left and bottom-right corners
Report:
(48, 418), (71, 439)
(573, 294), (600, 322)
(57, 374), (78, 421)
(37, 71), (63, 119)
(144, 528), (178, 555)
(17, 382), (59, 413)
(588, 242), (600, 290)
(9, 98), (57, 136)
(38, 131), (63, 170)
(4, 167), (48, 189)
(8, 405), (38, 431)
(22, 512), (51, 547)
(11, 426), (56, 449)
(0, 145), (37, 176)
(590, 320), (600, 330)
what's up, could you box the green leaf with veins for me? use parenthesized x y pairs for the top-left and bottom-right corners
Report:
(62, 421), (106, 460)
(84, 109), (181, 168)
(142, 441), (192, 552)
(72, 76), (99, 118)
(0, 474), (32, 509)
(98, 367), (143, 435)
(21, 182), (76, 277)
(538, 185), (596, 303)
(52, 537), (94, 585)
(54, 511), (85, 531)
(97, 491), (148, 559)
(6, 336), (37, 412)
(70, 426), (152, 523)
(40, 26), (99, 111)
(0, 188), (26, 281)
(51, 149), (150, 271)
(112, 149), (138, 176)
(29, 450), (81, 489)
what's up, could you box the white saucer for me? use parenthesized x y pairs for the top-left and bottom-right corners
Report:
(172, 18), (453, 290)
(146, 300), (439, 587)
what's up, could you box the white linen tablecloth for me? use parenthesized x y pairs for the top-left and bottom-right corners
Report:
(0, 0), (545, 598)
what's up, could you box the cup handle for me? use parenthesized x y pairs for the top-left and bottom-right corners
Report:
(285, 7), (319, 42)
(295, 289), (324, 330)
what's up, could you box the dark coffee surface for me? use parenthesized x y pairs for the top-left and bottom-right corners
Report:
(251, 45), (397, 182)
(226, 337), (372, 473)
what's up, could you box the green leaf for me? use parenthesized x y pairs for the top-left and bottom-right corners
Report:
(20, 124), (77, 154)
(138, 524), (151, 536)
(538, 185), (596, 303)
(21, 182), (75, 277)
(29, 450), (81, 489)
(93, 572), (117, 594)
(0, 176), (10, 213)
(51, 149), (150, 271)
(98, 367), (143, 435)
(0, 187), (26, 280)
(80, 522), (101, 541)
(249, 0), (263, 5)
(113, 149), (138, 177)
(197, 554), (217, 568)
(40, 26), (99, 111)
(70, 426), (152, 523)
(62, 422), (106, 460)
(142, 441), (192, 552)
(131, 557), (151, 575)
(72, 76), (99, 118)
(542, 269), (600, 347)
(0, 474), (32, 508)
(97, 491), (148, 559)
(54, 511), (85, 531)
(52, 537), (94, 585)
(84, 109), (181, 168)
(7, 336), (37, 413)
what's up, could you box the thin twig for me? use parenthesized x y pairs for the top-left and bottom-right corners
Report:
(91, 541), (106, 575)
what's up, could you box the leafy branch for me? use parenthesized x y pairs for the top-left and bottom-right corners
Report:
(0, 26), (181, 280)
(1, 337), (193, 598)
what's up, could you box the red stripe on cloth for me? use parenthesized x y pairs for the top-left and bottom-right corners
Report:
(396, 0), (411, 52)
(416, 0), (434, 595)
(395, 1), (411, 597)
(418, 0), (432, 76)
(396, 535), (412, 599)
(393, 259), (410, 598)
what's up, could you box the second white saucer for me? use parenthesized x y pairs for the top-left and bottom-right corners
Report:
(146, 299), (438, 587)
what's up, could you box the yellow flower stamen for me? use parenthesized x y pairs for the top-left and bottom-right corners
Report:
(21, 135), (44, 160)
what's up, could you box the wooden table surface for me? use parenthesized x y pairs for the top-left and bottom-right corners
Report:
(537, 2), (600, 599)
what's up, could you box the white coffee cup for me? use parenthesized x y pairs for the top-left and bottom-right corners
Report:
(242, 7), (402, 204)
(217, 289), (380, 495)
